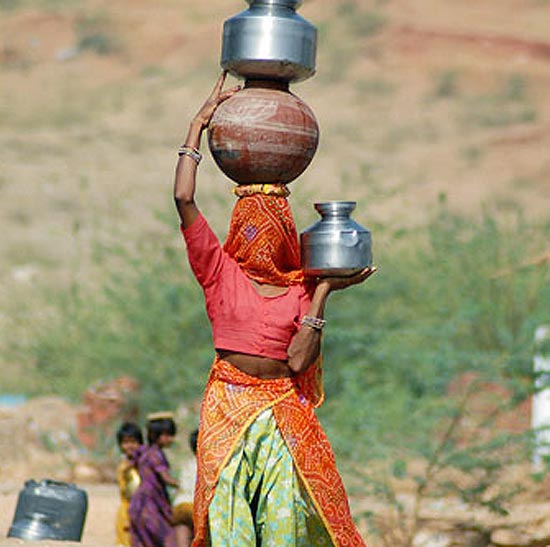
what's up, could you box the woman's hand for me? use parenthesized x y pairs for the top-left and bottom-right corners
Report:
(193, 71), (241, 129)
(318, 266), (377, 292)
(175, 71), (240, 227)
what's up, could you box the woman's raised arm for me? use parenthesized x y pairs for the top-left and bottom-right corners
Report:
(174, 72), (240, 228)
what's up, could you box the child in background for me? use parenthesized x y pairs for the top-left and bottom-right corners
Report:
(129, 412), (180, 547)
(115, 422), (143, 547)
(172, 428), (199, 547)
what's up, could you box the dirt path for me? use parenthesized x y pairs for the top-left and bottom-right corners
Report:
(2, 479), (550, 546)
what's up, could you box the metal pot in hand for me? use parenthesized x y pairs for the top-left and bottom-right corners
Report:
(221, 0), (317, 83)
(300, 201), (373, 277)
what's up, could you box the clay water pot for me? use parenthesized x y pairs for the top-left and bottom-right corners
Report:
(208, 80), (319, 185)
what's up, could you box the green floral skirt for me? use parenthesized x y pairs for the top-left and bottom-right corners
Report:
(207, 409), (334, 546)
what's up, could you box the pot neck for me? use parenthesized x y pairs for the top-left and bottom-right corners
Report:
(245, 79), (290, 91)
(246, 0), (302, 10)
(315, 201), (357, 219)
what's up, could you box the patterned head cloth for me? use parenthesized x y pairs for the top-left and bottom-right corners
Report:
(223, 193), (304, 286)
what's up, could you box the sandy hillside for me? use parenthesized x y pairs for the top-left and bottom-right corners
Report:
(1, 0), (549, 296)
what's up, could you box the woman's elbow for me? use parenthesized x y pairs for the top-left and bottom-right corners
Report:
(287, 350), (316, 374)
(174, 192), (194, 207)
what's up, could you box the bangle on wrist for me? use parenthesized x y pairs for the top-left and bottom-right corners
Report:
(301, 315), (326, 331)
(178, 144), (202, 164)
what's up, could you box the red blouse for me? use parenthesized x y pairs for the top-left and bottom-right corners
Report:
(181, 214), (312, 361)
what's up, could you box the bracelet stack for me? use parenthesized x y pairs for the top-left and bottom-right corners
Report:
(301, 315), (326, 331)
(178, 144), (202, 164)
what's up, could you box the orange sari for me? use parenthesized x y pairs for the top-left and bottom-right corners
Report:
(192, 357), (366, 547)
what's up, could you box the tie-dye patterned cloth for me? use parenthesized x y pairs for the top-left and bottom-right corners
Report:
(192, 357), (366, 547)
(223, 193), (304, 287)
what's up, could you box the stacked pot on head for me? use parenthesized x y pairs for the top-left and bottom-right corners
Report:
(208, 0), (319, 185)
(209, 0), (372, 277)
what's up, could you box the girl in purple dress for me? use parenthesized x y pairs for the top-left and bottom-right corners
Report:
(129, 413), (180, 547)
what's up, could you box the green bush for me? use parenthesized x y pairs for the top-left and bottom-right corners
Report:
(317, 203), (549, 540)
(19, 204), (550, 415)
(28, 239), (213, 410)
(320, 204), (550, 449)
(0, 0), (20, 10)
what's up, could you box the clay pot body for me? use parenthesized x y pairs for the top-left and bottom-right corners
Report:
(208, 82), (319, 185)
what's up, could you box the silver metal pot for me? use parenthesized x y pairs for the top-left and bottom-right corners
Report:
(300, 202), (373, 277)
(221, 0), (317, 83)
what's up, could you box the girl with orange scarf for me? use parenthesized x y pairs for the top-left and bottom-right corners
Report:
(173, 72), (376, 546)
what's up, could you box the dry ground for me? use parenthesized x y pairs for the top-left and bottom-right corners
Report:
(2, 473), (550, 547)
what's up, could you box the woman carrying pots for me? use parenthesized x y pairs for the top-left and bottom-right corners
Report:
(174, 72), (376, 546)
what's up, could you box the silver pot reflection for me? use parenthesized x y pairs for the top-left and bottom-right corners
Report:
(300, 202), (372, 277)
(221, 0), (317, 83)
(8, 513), (54, 541)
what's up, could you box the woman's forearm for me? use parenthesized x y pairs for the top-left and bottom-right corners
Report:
(287, 281), (331, 373)
(174, 74), (241, 228)
(173, 120), (204, 227)
(287, 268), (377, 373)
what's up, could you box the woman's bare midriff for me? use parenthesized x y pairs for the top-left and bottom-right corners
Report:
(216, 350), (293, 379)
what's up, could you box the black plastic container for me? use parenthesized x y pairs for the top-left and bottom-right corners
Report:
(7, 479), (88, 541)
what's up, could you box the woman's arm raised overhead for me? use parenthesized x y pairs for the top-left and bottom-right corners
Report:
(174, 71), (241, 228)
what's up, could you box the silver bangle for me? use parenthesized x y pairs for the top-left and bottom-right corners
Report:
(301, 315), (326, 331)
(178, 145), (202, 164)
